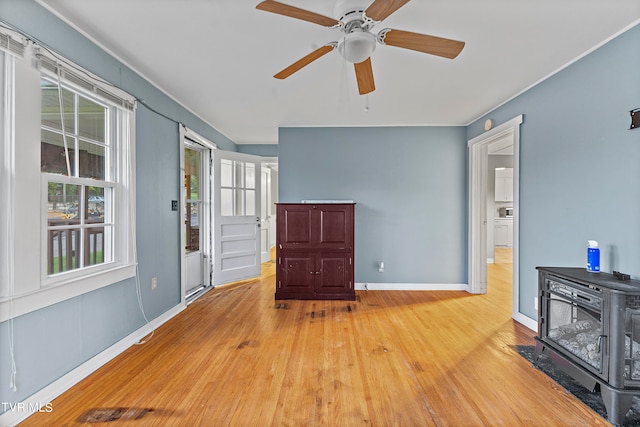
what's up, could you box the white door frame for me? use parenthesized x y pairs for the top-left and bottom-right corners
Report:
(179, 126), (216, 305)
(261, 157), (278, 262)
(468, 115), (523, 318)
(260, 166), (272, 263)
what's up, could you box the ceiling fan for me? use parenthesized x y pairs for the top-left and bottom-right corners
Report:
(256, 0), (465, 95)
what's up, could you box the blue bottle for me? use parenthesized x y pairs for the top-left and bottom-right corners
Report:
(587, 240), (600, 273)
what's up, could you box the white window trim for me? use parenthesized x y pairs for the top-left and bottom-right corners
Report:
(0, 50), (17, 305)
(0, 35), (137, 323)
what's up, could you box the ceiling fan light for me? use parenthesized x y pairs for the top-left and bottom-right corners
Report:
(337, 31), (376, 63)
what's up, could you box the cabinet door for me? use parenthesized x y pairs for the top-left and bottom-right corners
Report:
(316, 205), (354, 249)
(315, 252), (353, 296)
(494, 223), (509, 247)
(495, 168), (513, 202)
(277, 204), (313, 249)
(277, 252), (315, 295)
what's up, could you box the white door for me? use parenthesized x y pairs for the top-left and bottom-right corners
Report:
(213, 150), (262, 285)
(260, 167), (272, 263)
(184, 143), (212, 297)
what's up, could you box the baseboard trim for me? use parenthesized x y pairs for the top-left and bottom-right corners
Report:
(0, 303), (185, 427)
(513, 311), (537, 331)
(355, 282), (468, 291)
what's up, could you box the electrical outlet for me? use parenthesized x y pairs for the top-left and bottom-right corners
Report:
(534, 297), (538, 310)
(151, 277), (157, 290)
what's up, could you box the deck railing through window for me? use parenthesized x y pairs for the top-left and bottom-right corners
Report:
(47, 220), (105, 275)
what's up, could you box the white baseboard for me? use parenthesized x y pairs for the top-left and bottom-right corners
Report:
(513, 311), (538, 331)
(355, 282), (468, 291)
(0, 303), (185, 427)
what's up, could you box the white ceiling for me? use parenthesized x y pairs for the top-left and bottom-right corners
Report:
(38, 0), (640, 145)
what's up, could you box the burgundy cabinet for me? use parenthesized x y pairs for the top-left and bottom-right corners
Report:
(275, 203), (355, 300)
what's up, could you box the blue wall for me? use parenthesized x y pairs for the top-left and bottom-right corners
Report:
(0, 0), (237, 410)
(279, 126), (468, 285)
(468, 24), (640, 319)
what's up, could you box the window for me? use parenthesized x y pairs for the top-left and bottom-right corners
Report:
(41, 78), (114, 276)
(0, 31), (136, 321)
(220, 159), (256, 217)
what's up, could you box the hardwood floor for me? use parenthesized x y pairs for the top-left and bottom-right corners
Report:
(21, 254), (608, 426)
(494, 247), (512, 264)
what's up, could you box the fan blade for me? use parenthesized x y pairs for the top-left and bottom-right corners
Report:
(380, 29), (465, 59)
(354, 58), (375, 95)
(364, 0), (411, 22)
(256, 0), (340, 27)
(274, 44), (335, 79)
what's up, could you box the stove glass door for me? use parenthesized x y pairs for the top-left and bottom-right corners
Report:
(546, 280), (604, 373)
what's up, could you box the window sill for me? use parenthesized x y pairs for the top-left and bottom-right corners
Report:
(0, 264), (136, 323)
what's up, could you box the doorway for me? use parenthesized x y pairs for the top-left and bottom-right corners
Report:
(181, 127), (215, 303)
(468, 115), (522, 319)
(260, 160), (278, 263)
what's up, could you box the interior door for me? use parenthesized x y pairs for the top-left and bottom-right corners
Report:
(213, 150), (262, 285)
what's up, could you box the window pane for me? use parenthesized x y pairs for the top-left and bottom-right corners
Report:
(236, 162), (245, 188)
(185, 148), (201, 201)
(245, 164), (255, 189)
(48, 229), (80, 275)
(41, 79), (75, 133)
(86, 226), (108, 267)
(246, 189), (255, 216)
(185, 202), (200, 251)
(86, 186), (105, 224)
(78, 139), (105, 180)
(236, 189), (245, 216)
(78, 95), (105, 143)
(41, 129), (75, 176)
(48, 182), (80, 226)
(221, 159), (233, 187)
(221, 188), (233, 216)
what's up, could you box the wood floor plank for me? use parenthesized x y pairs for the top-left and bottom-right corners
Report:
(20, 258), (611, 426)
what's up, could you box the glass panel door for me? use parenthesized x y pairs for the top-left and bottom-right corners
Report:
(213, 150), (262, 285)
(184, 144), (207, 298)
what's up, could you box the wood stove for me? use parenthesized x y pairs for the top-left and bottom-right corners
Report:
(536, 267), (640, 425)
